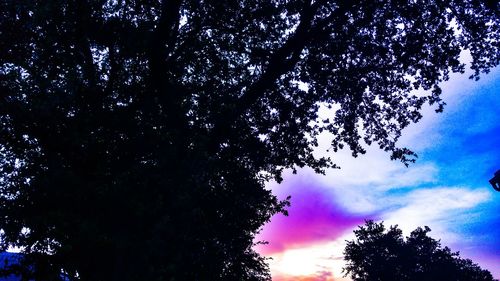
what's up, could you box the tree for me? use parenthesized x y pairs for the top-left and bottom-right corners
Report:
(1, 0), (499, 280)
(343, 221), (498, 281)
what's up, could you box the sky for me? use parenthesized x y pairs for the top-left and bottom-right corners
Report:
(255, 64), (500, 280)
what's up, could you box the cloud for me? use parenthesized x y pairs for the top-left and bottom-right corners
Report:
(272, 271), (337, 281)
(265, 239), (353, 281)
(381, 186), (492, 241)
(256, 175), (368, 255)
(299, 145), (440, 215)
(262, 184), (493, 280)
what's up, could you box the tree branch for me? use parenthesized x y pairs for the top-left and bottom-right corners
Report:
(205, 1), (326, 153)
(74, 1), (98, 91)
(149, 0), (183, 83)
(234, 2), (317, 112)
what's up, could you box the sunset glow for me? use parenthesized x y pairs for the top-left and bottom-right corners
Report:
(256, 67), (500, 280)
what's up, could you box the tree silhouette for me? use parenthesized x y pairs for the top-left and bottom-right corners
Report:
(1, 1), (499, 280)
(343, 221), (498, 281)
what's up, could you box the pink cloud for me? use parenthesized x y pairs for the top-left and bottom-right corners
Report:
(255, 177), (371, 255)
(273, 271), (337, 281)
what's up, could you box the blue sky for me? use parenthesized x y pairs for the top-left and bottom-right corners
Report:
(257, 65), (500, 280)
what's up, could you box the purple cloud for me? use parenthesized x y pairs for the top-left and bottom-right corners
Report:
(256, 176), (370, 255)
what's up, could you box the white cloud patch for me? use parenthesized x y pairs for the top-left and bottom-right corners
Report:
(381, 187), (491, 243)
(297, 145), (439, 214)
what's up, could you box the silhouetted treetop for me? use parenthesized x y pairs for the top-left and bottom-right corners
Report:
(344, 221), (498, 281)
(1, 0), (499, 280)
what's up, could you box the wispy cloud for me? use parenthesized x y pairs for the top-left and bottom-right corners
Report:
(382, 187), (492, 240)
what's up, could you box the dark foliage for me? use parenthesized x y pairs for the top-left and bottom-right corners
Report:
(489, 169), (500, 191)
(344, 221), (498, 281)
(1, 0), (499, 280)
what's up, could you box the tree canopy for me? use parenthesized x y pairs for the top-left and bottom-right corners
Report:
(343, 221), (498, 281)
(1, 0), (499, 280)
